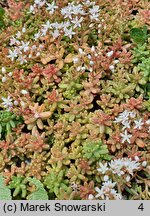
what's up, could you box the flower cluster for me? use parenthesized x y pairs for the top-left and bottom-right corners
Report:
(97, 157), (146, 182)
(0, 0), (149, 200)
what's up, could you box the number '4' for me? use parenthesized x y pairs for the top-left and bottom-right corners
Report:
(138, 203), (144, 211)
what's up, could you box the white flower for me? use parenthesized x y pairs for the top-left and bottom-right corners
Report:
(36, 52), (40, 57)
(61, 3), (85, 19)
(87, 54), (92, 59)
(95, 180), (121, 200)
(129, 111), (136, 118)
(109, 159), (123, 176)
(122, 120), (131, 130)
(70, 182), (79, 192)
(104, 175), (109, 181)
(42, 20), (52, 31)
(106, 50), (114, 57)
(16, 31), (21, 38)
(113, 59), (119, 64)
(120, 130), (132, 144)
(2, 77), (7, 83)
(78, 48), (85, 55)
(90, 13), (99, 21)
(51, 21), (63, 29)
(134, 118), (143, 130)
(22, 27), (26, 33)
(21, 90), (28, 95)
(90, 60), (94, 65)
(88, 194), (94, 200)
(89, 5), (100, 14)
(71, 16), (83, 28)
(81, 66), (86, 71)
(114, 110), (130, 123)
(76, 66), (81, 71)
(1, 96), (13, 109)
(9, 36), (20, 46)
(29, 5), (35, 13)
(34, 0), (45, 7)
(89, 5), (100, 21)
(89, 67), (93, 72)
(41, 28), (48, 36)
(109, 65), (115, 71)
(14, 100), (18, 106)
(64, 27), (75, 39)
(142, 161), (147, 167)
(8, 72), (12, 77)
(19, 41), (30, 52)
(97, 162), (108, 174)
(31, 45), (37, 50)
(46, 1), (58, 14)
(83, 0), (95, 6)
(34, 32), (41, 40)
(51, 29), (60, 38)
(39, 44), (44, 49)
(73, 57), (79, 64)
(71, 3), (85, 16)
(91, 46), (95, 52)
(14, 47), (22, 55)
(146, 119), (150, 125)
(61, 7), (72, 19)
(126, 175), (130, 182)
(7, 49), (18, 61)
(134, 156), (139, 162)
(1, 67), (6, 73)
(109, 158), (140, 176)
(124, 159), (140, 175)
(18, 55), (27, 65)
(95, 187), (103, 198)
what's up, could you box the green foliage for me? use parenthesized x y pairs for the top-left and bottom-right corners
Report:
(27, 177), (48, 200)
(59, 78), (83, 99)
(131, 29), (150, 83)
(130, 26), (148, 44)
(138, 58), (150, 80)
(0, 111), (23, 139)
(82, 140), (112, 163)
(132, 44), (150, 64)
(8, 176), (28, 198)
(0, 175), (12, 200)
(0, 7), (5, 29)
(144, 95), (150, 111)
(44, 170), (69, 196)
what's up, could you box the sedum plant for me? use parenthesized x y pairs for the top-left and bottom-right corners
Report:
(0, 0), (149, 200)
(0, 110), (23, 139)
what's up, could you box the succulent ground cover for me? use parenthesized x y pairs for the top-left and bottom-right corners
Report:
(0, 0), (149, 200)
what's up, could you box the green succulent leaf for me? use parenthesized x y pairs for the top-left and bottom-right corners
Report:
(130, 26), (148, 44)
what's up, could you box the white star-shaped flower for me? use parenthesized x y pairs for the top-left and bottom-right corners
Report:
(97, 162), (108, 174)
(34, 32), (41, 40)
(19, 41), (30, 52)
(51, 29), (60, 38)
(64, 27), (75, 39)
(7, 49), (18, 61)
(46, 1), (58, 14)
(120, 130), (132, 144)
(71, 16), (83, 28)
(1, 96), (13, 109)
(134, 118), (144, 130)
(42, 20), (52, 31)
(122, 120), (131, 130)
(9, 36), (20, 46)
